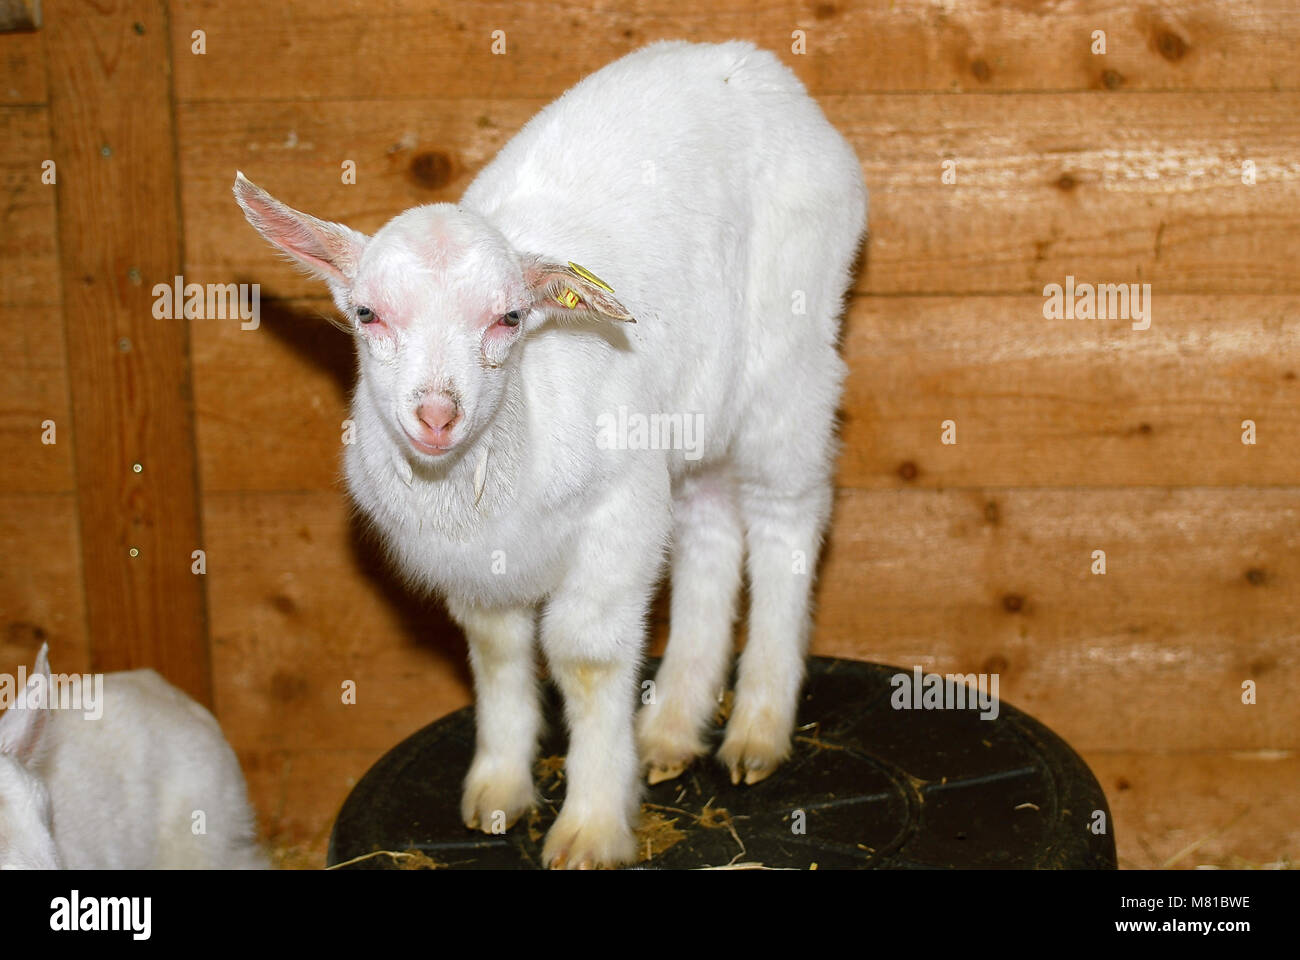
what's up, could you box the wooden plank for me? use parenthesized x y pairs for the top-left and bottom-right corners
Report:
(45, 0), (210, 703)
(190, 294), (1300, 493)
(0, 495), (90, 677)
(0, 22), (46, 103)
(169, 0), (1300, 102)
(0, 304), (75, 493)
(838, 92), (1300, 295)
(177, 97), (527, 289)
(201, 487), (1298, 756)
(239, 747), (382, 868)
(816, 487), (1300, 753)
(1085, 751), (1300, 869)
(203, 491), (470, 753)
(840, 294), (1300, 489)
(179, 92), (1300, 301)
(0, 106), (58, 304)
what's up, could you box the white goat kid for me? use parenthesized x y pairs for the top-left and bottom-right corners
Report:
(0, 645), (266, 869)
(235, 40), (866, 869)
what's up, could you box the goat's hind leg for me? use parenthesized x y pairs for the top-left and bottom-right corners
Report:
(719, 481), (830, 785)
(637, 466), (744, 783)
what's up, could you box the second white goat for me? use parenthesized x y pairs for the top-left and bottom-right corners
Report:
(235, 39), (867, 868)
(0, 645), (266, 869)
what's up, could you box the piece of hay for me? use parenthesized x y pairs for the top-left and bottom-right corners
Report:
(526, 807), (545, 844)
(714, 690), (735, 725)
(534, 754), (566, 785)
(636, 808), (688, 862)
(644, 798), (749, 866)
(326, 848), (444, 870)
(697, 862), (796, 870)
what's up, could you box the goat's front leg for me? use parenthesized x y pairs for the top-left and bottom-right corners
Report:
(539, 479), (669, 869)
(446, 600), (539, 834)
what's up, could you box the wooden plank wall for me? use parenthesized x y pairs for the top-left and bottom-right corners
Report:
(0, 4), (210, 702)
(2, 0), (1297, 869)
(0, 26), (91, 680)
(46, 1), (210, 699)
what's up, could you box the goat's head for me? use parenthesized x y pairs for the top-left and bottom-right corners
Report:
(233, 173), (632, 462)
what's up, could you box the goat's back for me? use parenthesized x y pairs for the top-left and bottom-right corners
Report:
(42, 670), (265, 869)
(462, 41), (866, 467)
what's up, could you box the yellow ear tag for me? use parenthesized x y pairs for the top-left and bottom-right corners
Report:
(567, 261), (615, 293)
(555, 288), (581, 309)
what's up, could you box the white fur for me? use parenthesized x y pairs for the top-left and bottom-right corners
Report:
(235, 40), (867, 868)
(0, 645), (267, 869)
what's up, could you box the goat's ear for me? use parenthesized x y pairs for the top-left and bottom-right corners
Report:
(233, 172), (368, 286)
(523, 256), (634, 323)
(0, 644), (51, 764)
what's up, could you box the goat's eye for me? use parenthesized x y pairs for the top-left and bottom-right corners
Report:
(501, 310), (522, 327)
(356, 306), (376, 324)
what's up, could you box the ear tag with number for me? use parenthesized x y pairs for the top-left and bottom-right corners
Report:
(567, 261), (615, 293)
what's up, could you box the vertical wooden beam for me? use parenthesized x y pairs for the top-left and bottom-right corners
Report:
(45, 0), (210, 704)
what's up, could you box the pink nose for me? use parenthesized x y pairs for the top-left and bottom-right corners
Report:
(412, 394), (460, 451)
